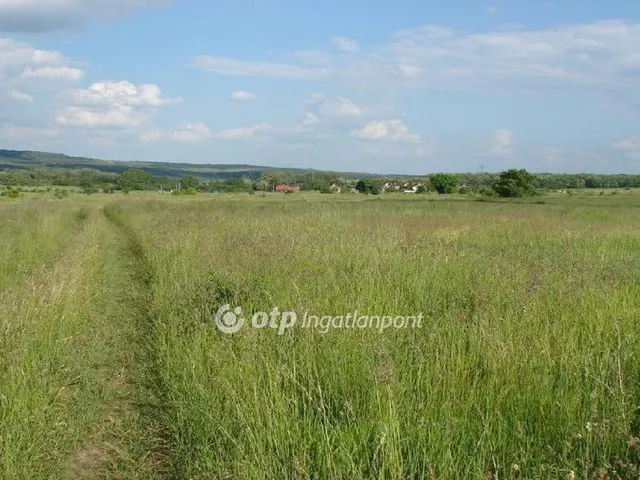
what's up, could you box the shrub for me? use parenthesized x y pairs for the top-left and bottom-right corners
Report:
(172, 187), (198, 196)
(478, 187), (496, 197)
(429, 174), (458, 194)
(53, 189), (69, 199)
(493, 169), (537, 198)
(1, 188), (20, 199)
(355, 178), (381, 195)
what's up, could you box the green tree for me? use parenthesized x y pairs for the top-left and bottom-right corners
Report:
(493, 169), (537, 198)
(429, 174), (458, 194)
(355, 178), (381, 195)
(180, 175), (200, 190)
(120, 169), (153, 190)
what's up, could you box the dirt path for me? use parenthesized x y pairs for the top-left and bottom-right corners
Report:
(64, 205), (169, 479)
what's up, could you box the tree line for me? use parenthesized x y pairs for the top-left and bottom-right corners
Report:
(1, 166), (639, 196)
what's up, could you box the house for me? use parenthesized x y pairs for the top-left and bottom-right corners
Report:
(274, 184), (301, 193)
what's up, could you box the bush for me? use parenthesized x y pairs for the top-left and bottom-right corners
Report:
(478, 187), (496, 197)
(355, 178), (381, 195)
(1, 188), (21, 198)
(172, 187), (198, 196)
(53, 189), (69, 199)
(493, 169), (537, 198)
(429, 174), (458, 194)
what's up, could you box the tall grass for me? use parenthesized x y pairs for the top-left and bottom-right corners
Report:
(110, 194), (640, 478)
(0, 199), (164, 479)
(0, 198), (87, 290)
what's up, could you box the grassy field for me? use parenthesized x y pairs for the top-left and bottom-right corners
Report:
(1, 191), (639, 479)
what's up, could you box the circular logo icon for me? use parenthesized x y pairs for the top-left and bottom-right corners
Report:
(215, 304), (245, 334)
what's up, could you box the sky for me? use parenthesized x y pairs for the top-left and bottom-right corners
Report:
(1, 0), (640, 174)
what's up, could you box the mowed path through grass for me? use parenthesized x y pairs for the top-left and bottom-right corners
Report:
(0, 200), (167, 479)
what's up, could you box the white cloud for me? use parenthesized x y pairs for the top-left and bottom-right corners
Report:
(351, 119), (420, 143)
(332, 36), (360, 53)
(56, 105), (142, 128)
(217, 123), (273, 140)
(139, 129), (162, 142)
(141, 121), (212, 142)
(230, 90), (257, 101)
(56, 81), (180, 128)
(0, 125), (59, 138)
(310, 94), (362, 117)
(0, 38), (81, 85)
(21, 65), (84, 81)
(292, 49), (333, 67)
(0, 38), (83, 119)
(0, 0), (169, 32)
(191, 20), (640, 102)
(0, 38), (67, 68)
(491, 129), (513, 155)
(188, 55), (328, 80)
(385, 20), (640, 93)
(291, 113), (319, 133)
(67, 81), (180, 107)
(8, 90), (34, 102)
(485, 6), (498, 15)
(171, 122), (212, 142)
(612, 136), (640, 158)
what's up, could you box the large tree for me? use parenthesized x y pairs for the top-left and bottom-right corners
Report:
(429, 174), (459, 194)
(493, 169), (537, 197)
(355, 178), (381, 195)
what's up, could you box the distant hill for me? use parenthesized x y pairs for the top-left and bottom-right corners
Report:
(0, 149), (390, 180)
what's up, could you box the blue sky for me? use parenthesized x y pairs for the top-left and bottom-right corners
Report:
(1, 0), (639, 174)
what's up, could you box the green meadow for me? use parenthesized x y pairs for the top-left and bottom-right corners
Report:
(1, 191), (639, 479)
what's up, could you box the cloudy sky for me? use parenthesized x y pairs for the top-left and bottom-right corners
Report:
(1, 0), (639, 174)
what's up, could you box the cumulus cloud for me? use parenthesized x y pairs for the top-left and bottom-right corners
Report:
(332, 36), (360, 53)
(8, 90), (34, 102)
(295, 113), (319, 130)
(188, 55), (328, 80)
(141, 121), (212, 142)
(56, 105), (143, 128)
(351, 119), (420, 143)
(309, 94), (362, 118)
(0, 38), (83, 119)
(171, 122), (212, 141)
(21, 66), (84, 81)
(491, 129), (513, 155)
(0, 38), (82, 85)
(230, 90), (257, 101)
(56, 81), (181, 128)
(0, 0), (169, 32)
(217, 123), (273, 140)
(612, 136), (640, 158)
